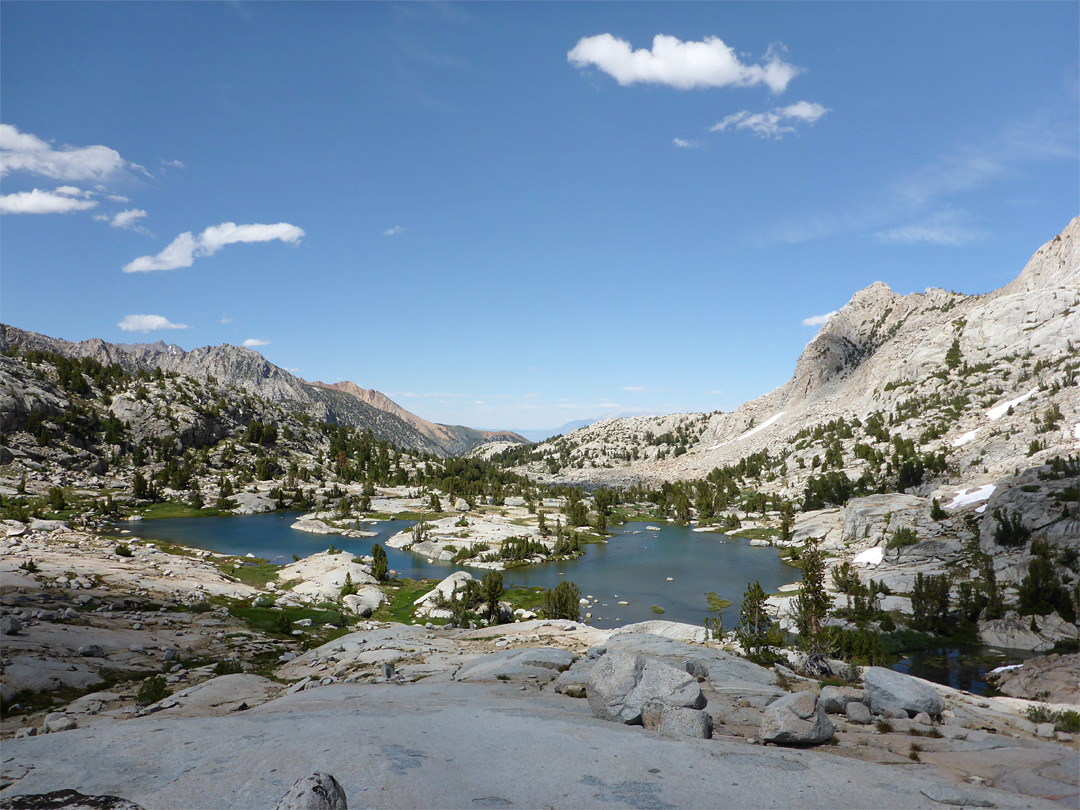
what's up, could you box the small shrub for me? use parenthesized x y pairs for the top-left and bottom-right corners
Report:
(213, 659), (244, 676)
(876, 720), (894, 733)
(115, 544), (133, 557)
(1026, 706), (1080, 732)
(651, 605), (665, 615)
(19, 559), (39, 573)
(887, 527), (918, 549)
(137, 675), (171, 706)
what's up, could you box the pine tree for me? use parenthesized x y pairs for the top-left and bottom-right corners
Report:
(480, 570), (504, 624)
(735, 580), (783, 664)
(792, 537), (830, 654)
(371, 544), (388, 582)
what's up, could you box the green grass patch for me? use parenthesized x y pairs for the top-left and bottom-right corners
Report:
(139, 501), (230, 520)
(226, 601), (350, 639)
(503, 585), (549, 613)
(369, 577), (439, 624)
(214, 558), (281, 588)
(731, 527), (781, 541)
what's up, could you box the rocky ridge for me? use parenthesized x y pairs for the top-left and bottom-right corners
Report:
(0, 326), (526, 458)
(505, 217), (1079, 489)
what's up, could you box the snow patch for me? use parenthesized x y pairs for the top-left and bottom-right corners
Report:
(987, 663), (1023, 676)
(708, 411), (787, 450)
(986, 387), (1038, 421)
(853, 547), (884, 567)
(947, 484), (996, 510)
(951, 429), (980, 447)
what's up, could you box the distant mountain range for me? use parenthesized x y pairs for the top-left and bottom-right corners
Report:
(0, 325), (528, 457)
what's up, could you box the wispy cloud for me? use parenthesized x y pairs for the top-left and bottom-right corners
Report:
(0, 188), (98, 214)
(802, 310), (837, 327)
(705, 389), (725, 395)
(383, 225), (406, 236)
(107, 194), (131, 203)
(711, 100), (828, 139)
(161, 158), (185, 169)
(242, 338), (270, 347)
(569, 34), (800, 93)
(123, 221), (304, 273)
(220, 314), (234, 324)
(117, 314), (188, 333)
(876, 210), (985, 246)
(0, 123), (147, 181)
(673, 138), (701, 149)
(107, 208), (149, 233)
(762, 111), (1075, 246)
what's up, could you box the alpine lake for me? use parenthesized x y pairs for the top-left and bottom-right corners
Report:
(119, 511), (1031, 694)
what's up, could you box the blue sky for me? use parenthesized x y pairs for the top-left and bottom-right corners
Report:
(2, 2), (1077, 432)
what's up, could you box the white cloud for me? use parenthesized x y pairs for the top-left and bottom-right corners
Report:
(705, 389), (725, 395)
(0, 123), (147, 181)
(0, 188), (98, 214)
(712, 100), (829, 139)
(383, 225), (406, 236)
(876, 210), (985, 246)
(107, 194), (131, 203)
(110, 208), (149, 231)
(242, 338), (270, 347)
(672, 138), (700, 149)
(54, 185), (94, 198)
(621, 386), (645, 392)
(568, 34), (800, 93)
(802, 310), (838, 327)
(123, 221), (304, 273)
(161, 159), (185, 168)
(220, 314), (234, 324)
(117, 314), (188, 333)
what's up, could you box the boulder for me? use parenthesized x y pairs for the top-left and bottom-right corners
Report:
(1, 615), (22, 635)
(30, 518), (70, 533)
(846, 701), (872, 725)
(42, 712), (78, 733)
(683, 659), (709, 681)
(819, 685), (866, 714)
(77, 644), (105, 658)
(342, 586), (385, 617)
(586, 652), (706, 725)
(642, 700), (713, 739)
(864, 667), (944, 718)
(274, 772), (348, 810)
(760, 692), (834, 746)
(453, 498), (470, 512)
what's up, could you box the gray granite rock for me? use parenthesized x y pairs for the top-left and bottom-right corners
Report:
(864, 666), (944, 718)
(819, 685), (865, 714)
(586, 652), (706, 725)
(846, 701), (872, 725)
(454, 648), (575, 682)
(274, 772), (347, 810)
(760, 691), (835, 746)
